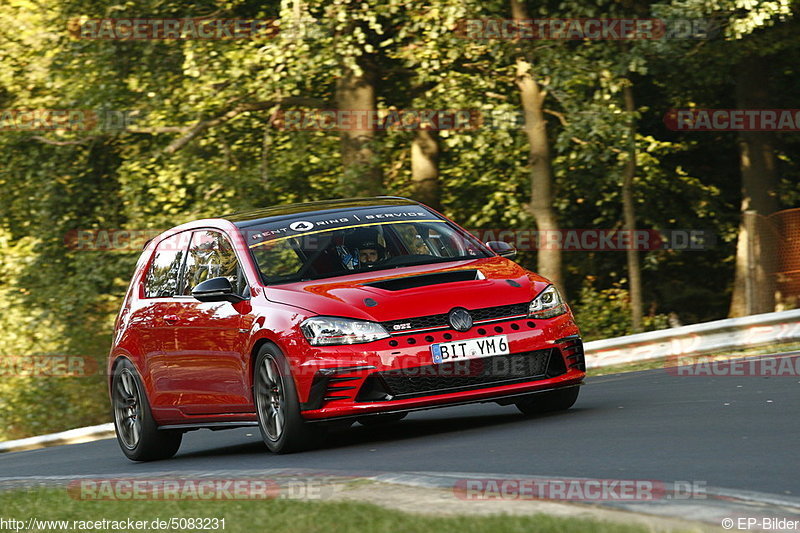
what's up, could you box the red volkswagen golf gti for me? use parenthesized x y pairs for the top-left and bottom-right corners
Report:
(108, 197), (585, 460)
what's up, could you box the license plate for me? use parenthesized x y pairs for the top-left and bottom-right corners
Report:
(430, 335), (509, 364)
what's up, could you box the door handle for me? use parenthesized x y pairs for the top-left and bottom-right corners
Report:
(163, 315), (180, 325)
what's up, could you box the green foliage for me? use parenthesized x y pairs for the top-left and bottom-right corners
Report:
(573, 278), (671, 342)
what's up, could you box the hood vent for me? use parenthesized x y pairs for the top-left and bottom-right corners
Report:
(363, 269), (480, 291)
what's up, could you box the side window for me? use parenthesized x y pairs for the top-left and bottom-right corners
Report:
(144, 233), (188, 298)
(181, 230), (246, 296)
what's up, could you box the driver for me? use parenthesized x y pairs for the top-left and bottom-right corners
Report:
(342, 229), (386, 269)
(356, 241), (385, 265)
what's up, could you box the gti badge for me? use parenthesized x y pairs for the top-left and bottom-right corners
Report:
(448, 307), (473, 332)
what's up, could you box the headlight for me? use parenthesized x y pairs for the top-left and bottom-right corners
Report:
(300, 317), (390, 346)
(529, 285), (567, 319)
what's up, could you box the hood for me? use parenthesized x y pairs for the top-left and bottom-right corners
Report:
(264, 257), (550, 322)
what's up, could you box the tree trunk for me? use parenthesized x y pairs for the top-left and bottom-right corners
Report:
(729, 56), (779, 316)
(511, 0), (563, 291)
(336, 56), (382, 197)
(622, 84), (643, 332)
(410, 129), (440, 210)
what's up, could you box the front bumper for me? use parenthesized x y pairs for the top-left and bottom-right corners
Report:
(293, 313), (585, 420)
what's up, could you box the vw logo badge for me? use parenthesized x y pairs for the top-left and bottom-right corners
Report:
(448, 308), (473, 332)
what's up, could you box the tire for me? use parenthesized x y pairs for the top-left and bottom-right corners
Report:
(515, 387), (580, 415)
(356, 413), (408, 426)
(254, 344), (326, 454)
(111, 359), (182, 461)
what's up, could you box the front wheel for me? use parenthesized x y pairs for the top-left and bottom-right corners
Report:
(254, 344), (326, 454)
(111, 359), (182, 461)
(515, 387), (580, 415)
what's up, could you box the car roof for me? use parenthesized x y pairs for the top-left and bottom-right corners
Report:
(223, 196), (423, 228)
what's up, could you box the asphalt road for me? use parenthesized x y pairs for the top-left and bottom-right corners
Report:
(1, 360), (798, 498)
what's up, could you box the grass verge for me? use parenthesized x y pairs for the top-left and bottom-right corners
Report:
(0, 486), (669, 533)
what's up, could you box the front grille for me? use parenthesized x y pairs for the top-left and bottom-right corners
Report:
(382, 312), (449, 332)
(470, 302), (529, 321)
(381, 302), (529, 333)
(356, 348), (564, 401)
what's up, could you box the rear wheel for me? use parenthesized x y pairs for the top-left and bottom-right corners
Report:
(356, 413), (407, 426)
(515, 387), (580, 415)
(111, 359), (182, 461)
(254, 344), (326, 453)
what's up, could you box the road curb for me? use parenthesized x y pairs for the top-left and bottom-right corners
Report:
(369, 471), (800, 527)
(0, 423), (114, 453)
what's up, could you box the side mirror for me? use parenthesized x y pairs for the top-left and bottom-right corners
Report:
(486, 240), (517, 259)
(191, 277), (245, 303)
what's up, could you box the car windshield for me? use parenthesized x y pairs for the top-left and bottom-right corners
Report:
(244, 209), (491, 285)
